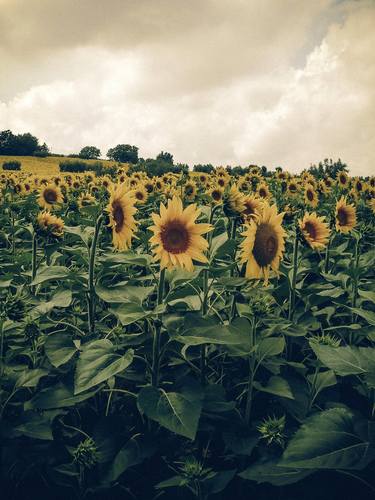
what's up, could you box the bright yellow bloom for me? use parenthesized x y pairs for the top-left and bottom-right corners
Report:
(38, 184), (64, 209)
(240, 204), (286, 283)
(335, 197), (356, 233)
(106, 183), (137, 251)
(299, 212), (330, 250)
(304, 184), (318, 208)
(149, 196), (212, 271)
(37, 211), (64, 237)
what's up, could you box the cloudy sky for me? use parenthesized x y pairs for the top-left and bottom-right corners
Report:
(0, 0), (374, 175)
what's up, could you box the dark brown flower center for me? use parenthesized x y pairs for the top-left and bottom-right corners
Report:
(259, 188), (267, 198)
(340, 174), (347, 184)
(304, 221), (317, 240)
(161, 220), (190, 254)
(135, 191), (144, 200)
(337, 207), (348, 226)
(44, 188), (58, 203)
(289, 184), (297, 193)
(244, 201), (256, 215)
(212, 190), (222, 201)
(306, 189), (314, 201)
(185, 185), (194, 196)
(253, 223), (278, 267)
(218, 178), (225, 187)
(112, 200), (125, 232)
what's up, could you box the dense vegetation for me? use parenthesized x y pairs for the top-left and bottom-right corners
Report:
(0, 162), (374, 500)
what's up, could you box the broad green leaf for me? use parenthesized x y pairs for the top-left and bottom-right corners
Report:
(280, 408), (372, 469)
(26, 382), (98, 410)
(16, 368), (49, 388)
(34, 288), (72, 316)
(45, 332), (78, 367)
(110, 303), (155, 326)
(96, 283), (154, 304)
(347, 307), (375, 326)
(31, 265), (70, 285)
(74, 340), (134, 394)
(256, 337), (285, 361)
(253, 376), (294, 400)
(138, 381), (203, 440)
(358, 289), (375, 304)
(310, 342), (375, 376)
(240, 460), (313, 486)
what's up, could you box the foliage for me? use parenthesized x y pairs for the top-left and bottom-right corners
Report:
(107, 144), (139, 163)
(79, 146), (101, 160)
(0, 163), (374, 500)
(2, 160), (21, 171)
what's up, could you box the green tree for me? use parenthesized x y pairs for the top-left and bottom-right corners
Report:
(107, 144), (138, 163)
(156, 151), (173, 164)
(79, 146), (101, 160)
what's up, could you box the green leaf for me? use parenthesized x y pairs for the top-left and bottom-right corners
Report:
(45, 332), (78, 367)
(358, 289), (375, 304)
(256, 337), (285, 361)
(16, 368), (49, 388)
(310, 342), (375, 376)
(110, 303), (154, 326)
(33, 288), (72, 316)
(347, 307), (375, 326)
(74, 340), (134, 394)
(31, 265), (71, 285)
(253, 376), (294, 400)
(138, 381), (203, 440)
(96, 283), (154, 304)
(103, 435), (156, 483)
(240, 459), (313, 486)
(14, 412), (54, 440)
(26, 382), (98, 410)
(280, 408), (372, 469)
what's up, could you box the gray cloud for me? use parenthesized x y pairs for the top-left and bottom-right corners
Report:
(0, 0), (374, 174)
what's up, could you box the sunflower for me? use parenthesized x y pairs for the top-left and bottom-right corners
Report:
(337, 171), (349, 188)
(225, 185), (245, 215)
(144, 180), (154, 194)
(257, 182), (271, 200)
(353, 177), (365, 194)
(149, 196), (212, 271)
(106, 183), (137, 251)
(38, 184), (64, 209)
(335, 197), (356, 233)
(183, 181), (197, 201)
(100, 176), (112, 189)
(299, 212), (330, 250)
(276, 171), (288, 181)
(240, 204), (286, 283)
(238, 179), (251, 192)
(78, 192), (96, 208)
(134, 185), (148, 205)
(286, 180), (299, 197)
(369, 197), (375, 215)
(154, 178), (165, 192)
(207, 186), (224, 204)
(242, 195), (263, 220)
(37, 211), (64, 237)
(304, 184), (318, 208)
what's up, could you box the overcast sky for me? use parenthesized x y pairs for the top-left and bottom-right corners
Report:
(0, 0), (374, 175)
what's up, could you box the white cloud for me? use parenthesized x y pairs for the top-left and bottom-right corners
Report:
(0, 0), (374, 174)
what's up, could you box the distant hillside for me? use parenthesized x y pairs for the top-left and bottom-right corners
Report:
(0, 156), (122, 175)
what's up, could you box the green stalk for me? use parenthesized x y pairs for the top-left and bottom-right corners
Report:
(244, 319), (256, 424)
(350, 235), (361, 332)
(288, 230), (299, 321)
(31, 233), (37, 294)
(152, 267), (166, 387)
(87, 214), (103, 335)
(324, 233), (332, 274)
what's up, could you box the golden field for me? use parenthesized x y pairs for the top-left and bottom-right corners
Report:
(0, 155), (119, 175)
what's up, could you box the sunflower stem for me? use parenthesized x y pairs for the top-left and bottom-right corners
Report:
(87, 214), (103, 336)
(31, 232), (38, 294)
(152, 267), (166, 387)
(288, 230), (299, 321)
(324, 233), (332, 274)
(350, 234), (361, 332)
(244, 319), (256, 425)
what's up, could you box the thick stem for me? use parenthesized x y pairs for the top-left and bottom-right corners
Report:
(31, 233), (37, 294)
(324, 234), (332, 274)
(288, 232), (299, 321)
(152, 268), (166, 387)
(350, 236), (361, 332)
(87, 215), (103, 335)
(244, 319), (256, 425)
(200, 268), (209, 385)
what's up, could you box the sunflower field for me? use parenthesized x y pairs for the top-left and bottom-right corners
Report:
(0, 163), (375, 500)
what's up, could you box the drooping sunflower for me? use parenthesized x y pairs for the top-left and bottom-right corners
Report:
(240, 204), (286, 283)
(337, 171), (349, 188)
(38, 184), (64, 209)
(37, 211), (64, 237)
(134, 185), (148, 205)
(299, 212), (330, 250)
(242, 195), (263, 220)
(106, 183), (137, 251)
(78, 192), (96, 208)
(256, 182), (270, 200)
(149, 196), (212, 271)
(225, 185), (245, 215)
(335, 197), (356, 233)
(304, 184), (318, 208)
